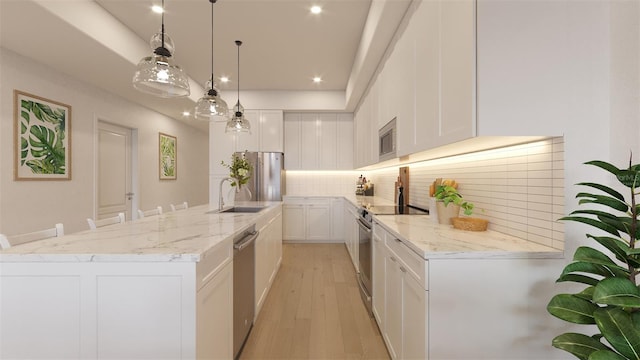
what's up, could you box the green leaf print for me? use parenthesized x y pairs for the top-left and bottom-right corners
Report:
(28, 125), (66, 174)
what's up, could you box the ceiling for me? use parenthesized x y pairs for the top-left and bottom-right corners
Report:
(0, 0), (411, 131)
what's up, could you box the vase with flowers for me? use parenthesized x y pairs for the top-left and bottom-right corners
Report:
(221, 152), (253, 201)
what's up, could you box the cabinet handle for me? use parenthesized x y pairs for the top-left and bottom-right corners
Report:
(400, 266), (407, 273)
(395, 238), (402, 243)
(390, 256), (397, 263)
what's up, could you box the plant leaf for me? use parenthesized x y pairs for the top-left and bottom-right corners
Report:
(558, 273), (601, 287)
(577, 182), (626, 202)
(561, 261), (620, 278)
(587, 235), (635, 272)
(588, 349), (629, 360)
(552, 332), (609, 360)
(548, 294), (598, 324)
(576, 193), (629, 213)
(28, 125), (65, 174)
(593, 278), (640, 308)
(593, 307), (640, 359)
(561, 216), (621, 237)
(575, 286), (596, 301)
(574, 247), (621, 269)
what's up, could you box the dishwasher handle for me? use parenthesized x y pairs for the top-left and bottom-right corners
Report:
(234, 230), (259, 251)
(357, 217), (372, 233)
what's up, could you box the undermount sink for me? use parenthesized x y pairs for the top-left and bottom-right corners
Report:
(219, 206), (266, 213)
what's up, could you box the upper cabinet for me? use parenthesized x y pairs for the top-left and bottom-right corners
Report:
(284, 112), (354, 170)
(475, 0), (566, 136)
(210, 110), (284, 175)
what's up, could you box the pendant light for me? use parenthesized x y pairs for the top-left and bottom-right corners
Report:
(225, 40), (251, 133)
(132, 0), (190, 98)
(195, 0), (228, 121)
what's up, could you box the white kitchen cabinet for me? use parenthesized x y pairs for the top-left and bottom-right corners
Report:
(255, 208), (283, 315)
(283, 113), (301, 169)
(284, 113), (354, 170)
(210, 109), (284, 175)
(196, 260), (233, 359)
(283, 203), (306, 240)
(437, 0), (475, 146)
(283, 197), (344, 242)
(343, 199), (359, 271)
(331, 197), (344, 241)
(372, 223), (386, 329)
(354, 94), (377, 168)
(374, 222), (428, 360)
(259, 110), (284, 152)
(306, 202), (332, 241)
(336, 113), (354, 170)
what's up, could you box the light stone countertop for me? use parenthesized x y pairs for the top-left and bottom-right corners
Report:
(373, 215), (563, 260)
(0, 202), (281, 263)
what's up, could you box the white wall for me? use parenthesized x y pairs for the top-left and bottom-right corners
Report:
(0, 49), (209, 235)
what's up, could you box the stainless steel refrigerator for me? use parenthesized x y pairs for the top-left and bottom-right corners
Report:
(234, 152), (285, 201)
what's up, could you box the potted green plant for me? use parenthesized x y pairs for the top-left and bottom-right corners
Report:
(547, 158), (640, 360)
(221, 152), (253, 200)
(434, 184), (474, 225)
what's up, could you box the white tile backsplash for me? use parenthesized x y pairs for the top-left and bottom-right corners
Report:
(369, 137), (565, 250)
(285, 138), (565, 250)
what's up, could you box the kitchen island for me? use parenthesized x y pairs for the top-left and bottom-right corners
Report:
(0, 202), (283, 359)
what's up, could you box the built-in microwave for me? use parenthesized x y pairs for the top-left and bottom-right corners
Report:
(379, 118), (396, 161)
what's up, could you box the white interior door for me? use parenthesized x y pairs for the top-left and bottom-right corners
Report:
(98, 121), (133, 220)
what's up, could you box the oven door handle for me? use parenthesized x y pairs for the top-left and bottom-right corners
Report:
(357, 218), (372, 233)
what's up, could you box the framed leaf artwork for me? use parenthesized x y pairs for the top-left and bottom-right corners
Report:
(159, 133), (177, 180)
(14, 90), (72, 180)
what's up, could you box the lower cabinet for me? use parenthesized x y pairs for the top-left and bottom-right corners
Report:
(196, 261), (233, 359)
(283, 197), (343, 242)
(372, 223), (386, 329)
(255, 209), (283, 314)
(374, 221), (428, 360)
(344, 200), (359, 270)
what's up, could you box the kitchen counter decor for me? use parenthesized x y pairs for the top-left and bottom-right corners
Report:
(433, 180), (473, 225)
(222, 151), (253, 200)
(451, 217), (488, 231)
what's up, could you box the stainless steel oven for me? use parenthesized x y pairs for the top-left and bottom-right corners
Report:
(357, 209), (373, 315)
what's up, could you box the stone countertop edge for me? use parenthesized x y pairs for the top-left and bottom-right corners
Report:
(0, 202), (282, 263)
(338, 196), (563, 260)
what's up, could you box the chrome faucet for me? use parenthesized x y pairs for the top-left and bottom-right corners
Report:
(219, 177), (233, 211)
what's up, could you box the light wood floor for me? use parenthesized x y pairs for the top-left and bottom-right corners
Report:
(239, 243), (390, 360)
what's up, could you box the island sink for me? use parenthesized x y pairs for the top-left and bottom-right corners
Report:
(219, 206), (266, 213)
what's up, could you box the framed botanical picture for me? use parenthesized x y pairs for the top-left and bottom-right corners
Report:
(159, 132), (177, 180)
(14, 90), (72, 180)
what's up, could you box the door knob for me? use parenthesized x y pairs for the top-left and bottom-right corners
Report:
(125, 192), (134, 200)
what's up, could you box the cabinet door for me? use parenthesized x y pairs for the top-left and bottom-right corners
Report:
(306, 204), (332, 241)
(236, 110), (260, 152)
(283, 204), (305, 240)
(384, 254), (403, 359)
(260, 110), (284, 152)
(255, 227), (270, 311)
(372, 227), (386, 329)
(402, 270), (427, 359)
(331, 198), (344, 241)
(300, 114), (319, 169)
(318, 113), (337, 170)
(336, 113), (354, 170)
(438, 0), (475, 146)
(413, 0), (439, 154)
(196, 262), (233, 360)
(284, 113), (301, 170)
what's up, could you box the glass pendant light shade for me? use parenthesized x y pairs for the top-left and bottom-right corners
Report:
(226, 40), (251, 133)
(225, 112), (251, 133)
(195, 78), (228, 121)
(195, 0), (229, 122)
(132, 1), (190, 98)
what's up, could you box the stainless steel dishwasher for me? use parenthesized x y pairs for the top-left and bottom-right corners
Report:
(233, 225), (259, 359)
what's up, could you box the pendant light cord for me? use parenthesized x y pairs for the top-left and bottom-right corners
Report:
(210, 0), (214, 82)
(236, 40), (241, 112)
(161, 0), (165, 49)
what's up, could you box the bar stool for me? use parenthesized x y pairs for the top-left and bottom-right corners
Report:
(87, 213), (125, 230)
(0, 223), (64, 250)
(170, 201), (188, 212)
(137, 206), (163, 218)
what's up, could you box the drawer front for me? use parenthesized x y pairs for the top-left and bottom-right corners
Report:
(196, 239), (233, 291)
(385, 236), (428, 290)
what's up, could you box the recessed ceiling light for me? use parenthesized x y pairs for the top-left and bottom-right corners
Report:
(313, 76), (322, 83)
(220, 76), (230, 83)
(182, 111), (190, 116)
(151, 5), (164, 14)
(310, 5), (322, 14)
